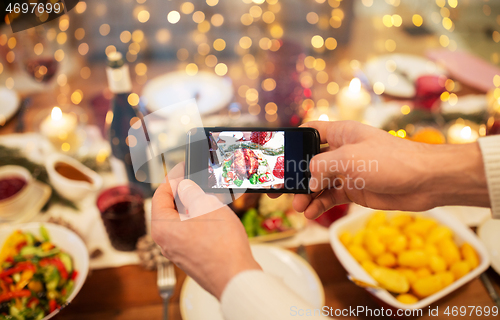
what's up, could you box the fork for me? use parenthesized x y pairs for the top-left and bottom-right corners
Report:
(157, 257), (176, 320)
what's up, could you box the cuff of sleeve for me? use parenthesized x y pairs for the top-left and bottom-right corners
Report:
(220, 270), (322, 320)
(478, 136), (500, 219)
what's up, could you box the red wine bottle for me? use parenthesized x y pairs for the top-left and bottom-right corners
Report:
(106, 52), (152, 197)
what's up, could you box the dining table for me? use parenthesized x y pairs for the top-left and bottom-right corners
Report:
(1, 11), (499, 320)
(51, 243), (499, 320)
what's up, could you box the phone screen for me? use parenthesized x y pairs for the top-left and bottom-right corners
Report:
(186, 127), (318, 193)
(208, 131), (286, 189)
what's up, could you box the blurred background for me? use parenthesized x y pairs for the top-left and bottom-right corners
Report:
(1, 1), (500, 320)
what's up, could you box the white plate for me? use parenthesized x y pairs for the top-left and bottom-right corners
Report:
(478, 219), (500, 275)
(142, 71), (233, 115)
(0, 223), (89, 320)
(329, 207), (490, 310)
(10, 180), (52, 224)
(180, 244), (325, 320)
(440, 94), (488, 115)
(364, 54), (446, 98)
(0, 87), (20, 125)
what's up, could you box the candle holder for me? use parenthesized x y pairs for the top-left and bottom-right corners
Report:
(35, 105), (86, 155)
(336, 78), (371, 122)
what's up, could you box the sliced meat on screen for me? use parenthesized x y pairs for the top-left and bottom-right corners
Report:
(233, 148), (259, 179)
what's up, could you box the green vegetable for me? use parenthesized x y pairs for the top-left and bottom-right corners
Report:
(233, 179), (243, 187)
(36, 248), (60, 258)
(20, 246), (60, 259)
(58, 253), (73, 273)
(40, 225), (50, 242)
(25, 233), (35, 246)
(242, 209), (258, 237)
(19, 246), (38, 257)
(256, 225), (269, 236)
(64, 280), (74, 299)
(44, 266), (60, 291)
(249, 174), (259, 185)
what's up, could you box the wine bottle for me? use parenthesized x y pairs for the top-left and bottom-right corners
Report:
(106, 52), (152, 197)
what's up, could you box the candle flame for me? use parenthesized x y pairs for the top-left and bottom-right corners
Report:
(51, 107), (63, 121)
(318, 114), (329, 121)
(348, 78), (361, 93)
(460, 126), (472, 139)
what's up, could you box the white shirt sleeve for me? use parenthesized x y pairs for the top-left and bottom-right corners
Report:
(478, 136), (500, 219)
(220, 270), (327, 320)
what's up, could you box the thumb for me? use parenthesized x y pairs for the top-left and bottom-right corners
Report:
(177, 179), (224, 218)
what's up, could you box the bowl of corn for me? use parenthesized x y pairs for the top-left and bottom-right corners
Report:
(329, 207), (490, 310)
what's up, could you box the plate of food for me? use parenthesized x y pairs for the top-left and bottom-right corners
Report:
(364, 54), (446, 98)
(180, 244), (324, 320)
(330, 208), (489, 310)
(0, 223), (89, 320)
(142, 71), (233, 114)
(230, 194), (306, 242)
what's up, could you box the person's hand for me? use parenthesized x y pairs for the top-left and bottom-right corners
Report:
(291, 121), (488, 219)
(151, 163), (261, 300)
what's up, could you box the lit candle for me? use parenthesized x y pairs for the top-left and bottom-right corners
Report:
(40, 107), (78, 152)
(336, 78), (371, 121)
(447, 122), (479, 144)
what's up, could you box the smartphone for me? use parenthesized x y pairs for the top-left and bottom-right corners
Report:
(185, 127), (320, 193)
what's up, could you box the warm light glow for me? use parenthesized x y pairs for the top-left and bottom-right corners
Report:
(348, 78), (361, 93)
(373, 82), (385, 95)
(213, 38), (226, 51)
(168, 11), (181, 24)
(181, 2), (194, 14)
(215, 63), (228, 76)
(318, 114), (329, 121)
(51, 107), (63, 121)
(412, 14), (423, 27)
(460, 126), (472, 139)
(128, 93), (140, 106)
(401, 105), (411, 115)
(494, 75), (500, 87)
(138, 10), (150, 23)
(311, 35), (324, 48)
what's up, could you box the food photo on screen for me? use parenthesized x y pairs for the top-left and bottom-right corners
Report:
(207, 131), (285, 189)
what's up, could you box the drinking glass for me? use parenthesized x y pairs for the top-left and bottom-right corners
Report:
(96, 185), (146, 251)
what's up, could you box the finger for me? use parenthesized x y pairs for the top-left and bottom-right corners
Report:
(292, 193), (313, 213)
(167, 162), (185, 198)
(177, 179), (225, 217)
(151, 162), (185, 221)
(303, 189), (351, 220)
(302, 120), (377, 148)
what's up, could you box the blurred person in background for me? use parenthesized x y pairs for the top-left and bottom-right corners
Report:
(152, 120), (500, 320)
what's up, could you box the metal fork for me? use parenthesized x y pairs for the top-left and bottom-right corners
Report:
(157, 257), (176, 320)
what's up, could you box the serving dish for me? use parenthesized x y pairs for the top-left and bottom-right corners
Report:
(45, 153), (103, 201)
(0, 223), (89, 320)
(329, 207), (490, 310)
(0, 165), (51, 223)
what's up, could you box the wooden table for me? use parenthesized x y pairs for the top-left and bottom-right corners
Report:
(53, 243), (500, 320)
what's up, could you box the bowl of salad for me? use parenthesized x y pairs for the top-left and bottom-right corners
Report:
(0, 223), (89, 320)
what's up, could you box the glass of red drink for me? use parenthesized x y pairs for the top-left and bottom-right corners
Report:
(96, 185), (146, 251)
